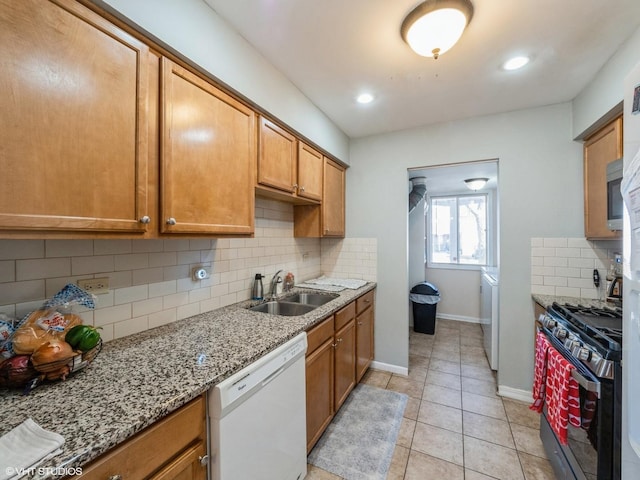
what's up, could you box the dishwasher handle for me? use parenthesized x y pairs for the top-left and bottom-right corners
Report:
(262, 366), (285, 387)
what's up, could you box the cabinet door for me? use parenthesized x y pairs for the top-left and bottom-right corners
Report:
(306, 337), (334, 453)
(584, 117), (622, 240)
(356, 306), (374, 382)
(161, 58), (255, 235)
(297, 142), (323, 201)
(334, 319), (356, 411)
(323, 159), (346, 237)
(79, 396), (205, 479)
(257, 117), (297, 194)
(149, 442), (207, 480)
(0, 0), (150, 234)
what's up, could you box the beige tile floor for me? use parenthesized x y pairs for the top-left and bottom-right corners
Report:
(306, 319), (558, 480)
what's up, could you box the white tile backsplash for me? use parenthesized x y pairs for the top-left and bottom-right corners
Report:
(531, 237), (621, 299)
(321, 238), (377, 281)
(0, 197), (376, 342)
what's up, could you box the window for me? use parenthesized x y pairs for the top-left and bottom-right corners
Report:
(428, 194), (487, 266)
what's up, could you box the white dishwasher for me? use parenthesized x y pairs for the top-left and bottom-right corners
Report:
(208, 332), (307, 480)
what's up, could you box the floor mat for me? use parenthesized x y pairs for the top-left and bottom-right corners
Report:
(308, 383), (408, 480)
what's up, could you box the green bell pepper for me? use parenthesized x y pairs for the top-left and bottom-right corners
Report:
(65, 325), (101, 352)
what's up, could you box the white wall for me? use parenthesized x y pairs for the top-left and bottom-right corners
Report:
(408, 195), (426, 325)
(347, 103), (583, 392)
(95, 0), (349, 162)
(425, 268), (481, 323)
(573, 26), (640, 138)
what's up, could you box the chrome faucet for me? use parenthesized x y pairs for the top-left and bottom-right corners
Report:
(269, 270), (283, 299)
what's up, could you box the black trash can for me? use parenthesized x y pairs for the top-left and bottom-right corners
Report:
(410, 282), (441, 334)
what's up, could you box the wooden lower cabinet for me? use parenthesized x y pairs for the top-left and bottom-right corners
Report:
(149, 442), (207, 480)
(305, 336), (335, 452)
(77, 396), (207, 480)
(334, 318), (356, 410)
(305, 290), (375, 452)
(356, 306), (374, 382)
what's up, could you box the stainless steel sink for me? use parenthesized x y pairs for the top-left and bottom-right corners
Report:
(249, 301), (316, 316)
(283, 292), (339, 306)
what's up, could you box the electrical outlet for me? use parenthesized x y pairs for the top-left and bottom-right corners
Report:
(192, 266), (211, 281)
(77, 277), (110, 294)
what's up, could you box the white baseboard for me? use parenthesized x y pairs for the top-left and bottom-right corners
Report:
(497, 385), (532, 403)
(370, 360), (408, 376)
(436, 313), (481, 324)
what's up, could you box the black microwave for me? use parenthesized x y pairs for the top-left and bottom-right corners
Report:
(606, 158), (623, 231)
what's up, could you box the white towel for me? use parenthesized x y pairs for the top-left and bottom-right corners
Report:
(0, 418), (64, 480)
(297, 283), (346, 292)
(304, 276), (368, 290)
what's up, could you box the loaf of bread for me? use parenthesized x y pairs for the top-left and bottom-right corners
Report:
(12, 309), (82, 355)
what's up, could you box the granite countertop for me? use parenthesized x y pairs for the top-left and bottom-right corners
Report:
(0, 283), (376, 478)
(532, 293), (614, 310)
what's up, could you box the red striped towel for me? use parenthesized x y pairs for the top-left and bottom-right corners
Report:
(545, 347), (581, 444)
(530, 331), (551, 413)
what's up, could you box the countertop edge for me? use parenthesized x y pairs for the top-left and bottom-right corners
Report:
(1, 282), (377, 478)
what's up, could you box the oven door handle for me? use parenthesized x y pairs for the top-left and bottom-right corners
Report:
(571, 369), (601, 398)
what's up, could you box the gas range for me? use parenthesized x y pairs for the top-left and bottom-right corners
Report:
(542, 302), (622, 377)
(539, 302), (623, 480)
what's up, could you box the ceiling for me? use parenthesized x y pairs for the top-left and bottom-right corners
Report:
(410, 160), (498, 195)
(203, 0), (640, 139)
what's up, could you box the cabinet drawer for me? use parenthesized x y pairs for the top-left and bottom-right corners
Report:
(335, 301), (356, 331)
(356, 291), (374, 314)
(307, 316), (334, 354)
(79, 396), (205, 479)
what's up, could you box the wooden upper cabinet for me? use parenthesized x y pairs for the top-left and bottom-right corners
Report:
(257, 117), (298, 194)
(256, 118), (324, 204)
(323, 159), (346, 237)
(297, 142), (324, 202)
(293, 157), (346, 238)
(584, 117), (623, 240)
(160, 58), (255, 235)
(0, 0), (151, 234)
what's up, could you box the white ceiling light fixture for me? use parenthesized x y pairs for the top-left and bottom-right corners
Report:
(503, 56), (530, 71)
(401, 0), (474, 59)
(464, 177), (488, 190)
(356, 93), (374, 104)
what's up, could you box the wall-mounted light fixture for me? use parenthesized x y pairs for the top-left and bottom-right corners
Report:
(464, 177), (488, 190)
(401, 0), (474, 59)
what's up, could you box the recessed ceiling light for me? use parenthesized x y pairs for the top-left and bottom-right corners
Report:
(356, 93), (374, 104)
(503, 56), (530, 71)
